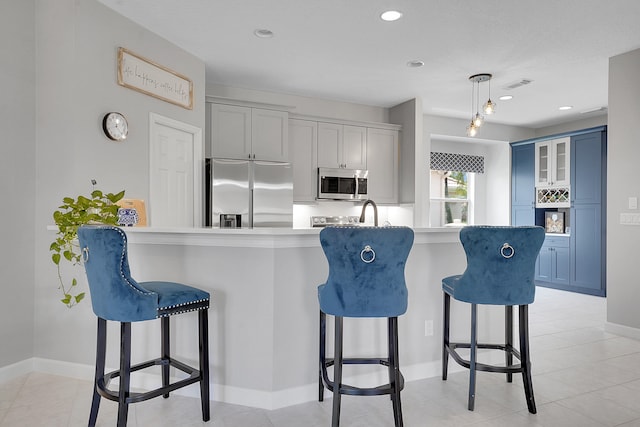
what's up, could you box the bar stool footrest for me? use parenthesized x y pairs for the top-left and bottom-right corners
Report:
(97, 357), (202, 404)
(446, 342), (524, 374)
(321, 357), (405, 397)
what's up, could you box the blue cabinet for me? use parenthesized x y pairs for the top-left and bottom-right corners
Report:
(536, 235), (570, 285)
(569, 130), (606, 296)
(511, 127), (606, 296)
(511, 144), (535, 226)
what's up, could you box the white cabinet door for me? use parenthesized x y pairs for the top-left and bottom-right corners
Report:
(535, 137), (570, 187)
(289, 119), (318, 202)
(210, 104), (251, 159)
(343, 125), (367, 170)
(252, 108), (289, 161)
(366, 128), (398, 204)
(210, 104), (288, 161)
(317, 122), (366, 169)
(317, 122), (342, 168)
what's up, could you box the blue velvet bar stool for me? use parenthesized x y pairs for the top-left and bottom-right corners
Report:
(318, 226), (414, 427)
(77, 225), (211, 427)
(442, 225), (544, 413)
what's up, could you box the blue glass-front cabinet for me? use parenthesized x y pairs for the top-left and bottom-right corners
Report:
(510, 127), (606, 296)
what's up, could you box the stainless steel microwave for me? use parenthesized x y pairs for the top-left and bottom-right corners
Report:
(317, 168), (368, 200)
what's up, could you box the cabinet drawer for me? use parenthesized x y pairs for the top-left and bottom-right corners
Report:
(543, 235), (569, 248)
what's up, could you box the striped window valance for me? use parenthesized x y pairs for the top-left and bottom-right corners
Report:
(430, 152), (484, 174)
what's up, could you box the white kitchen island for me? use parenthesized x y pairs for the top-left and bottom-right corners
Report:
(118, 226), (506, 410)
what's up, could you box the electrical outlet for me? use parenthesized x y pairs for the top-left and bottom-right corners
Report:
(424, 320), (434, 337)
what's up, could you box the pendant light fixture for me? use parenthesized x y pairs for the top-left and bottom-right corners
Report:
(467, 73), (494, 137)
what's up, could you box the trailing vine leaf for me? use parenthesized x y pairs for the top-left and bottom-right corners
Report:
(50, 182), (125, 308)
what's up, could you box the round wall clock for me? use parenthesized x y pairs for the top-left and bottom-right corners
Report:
(102, 112), (128, 141)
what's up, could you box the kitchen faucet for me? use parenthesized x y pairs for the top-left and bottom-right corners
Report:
(359, 199), (378, 226)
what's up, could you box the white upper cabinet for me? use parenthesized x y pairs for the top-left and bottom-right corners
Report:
(210, 104), (251, 159)
(535, 137), (570, 187)
(366, 127), (399, 204)
(251, 108), (289, 161)
(317, 122), (366, 170)
(210, 103), (288, 161)
(289, 119), (318, 202)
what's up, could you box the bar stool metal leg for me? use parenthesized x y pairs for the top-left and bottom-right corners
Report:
(88, 318), (106, 427)
(199, 309), (211, 421)
(162, 316), (170, 398)
(442, 293), (451, 381)
(389, 317), (403, 427)
(117, 322), (132, 427)
(505, 306), (514, 383)
(468, 303), (477, 411)
(319, 311), (326, 402)
(519, 305), (536, 414)
(332, 316), (344, 427)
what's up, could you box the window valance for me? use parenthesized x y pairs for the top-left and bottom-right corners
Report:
(430, 152), (484, 174)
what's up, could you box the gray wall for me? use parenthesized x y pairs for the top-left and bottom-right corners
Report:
(0, 0), (36, 368)
(607, 48), (640, 329)
(30, 0), (205, 365)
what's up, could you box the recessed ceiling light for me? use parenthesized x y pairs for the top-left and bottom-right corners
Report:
(499, 95), (513, 101)
(559, 105), (573, 111)
(381, 10), (403, 21)
(406, 60), (424, 68)
(254, 29), (274, 38)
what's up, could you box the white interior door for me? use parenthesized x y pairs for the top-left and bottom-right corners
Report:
(149, 113), (203, 227)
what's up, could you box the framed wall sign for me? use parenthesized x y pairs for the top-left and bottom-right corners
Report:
(117, 47), (193, 110)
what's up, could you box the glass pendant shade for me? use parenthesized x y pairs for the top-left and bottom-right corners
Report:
(473, 112), (484, 127)
(466, 122), (478, 137)
(483, 98), (496, 115)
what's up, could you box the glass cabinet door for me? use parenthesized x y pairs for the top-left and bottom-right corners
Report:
(535, 138), (570, 187)
(535, 142), (550, 185)
(552, 137), (570, 187)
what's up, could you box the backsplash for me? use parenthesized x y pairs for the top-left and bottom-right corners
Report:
(293, 201), (414, 228)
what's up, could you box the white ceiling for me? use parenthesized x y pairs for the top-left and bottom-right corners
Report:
(98, 0), (640, 128)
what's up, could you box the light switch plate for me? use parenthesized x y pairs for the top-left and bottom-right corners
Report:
(629, 197), (638, 210)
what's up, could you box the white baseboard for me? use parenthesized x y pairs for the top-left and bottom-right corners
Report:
(0, 357), (460, 410)
(0, 358), (35, 384)
(605, 321), (640, 340)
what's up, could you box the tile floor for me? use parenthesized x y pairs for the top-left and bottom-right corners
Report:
(3, 287), (640, 426)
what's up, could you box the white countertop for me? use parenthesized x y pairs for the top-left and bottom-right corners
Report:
(119, 225), (461, 248)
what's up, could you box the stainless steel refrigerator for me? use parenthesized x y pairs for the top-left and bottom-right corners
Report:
(206, 158), (293, 228)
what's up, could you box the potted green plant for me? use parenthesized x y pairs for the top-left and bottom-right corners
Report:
(50, 182), (125, 307)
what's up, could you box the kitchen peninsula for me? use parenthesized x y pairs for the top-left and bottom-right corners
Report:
(118, 226), (507, 410)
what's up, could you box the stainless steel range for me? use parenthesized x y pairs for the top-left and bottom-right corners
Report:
(310, 215), (361, 227)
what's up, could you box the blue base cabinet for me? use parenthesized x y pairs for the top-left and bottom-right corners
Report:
(536, 235), (570, 285)
(511, 126), (606, 297)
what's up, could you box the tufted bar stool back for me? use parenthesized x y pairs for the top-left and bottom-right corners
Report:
(78, 225), (211, 427)
(318, 226), (414, 427)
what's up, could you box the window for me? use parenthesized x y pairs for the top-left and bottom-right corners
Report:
(430, 170), (474, 227)
(429, 151), (483, 228)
